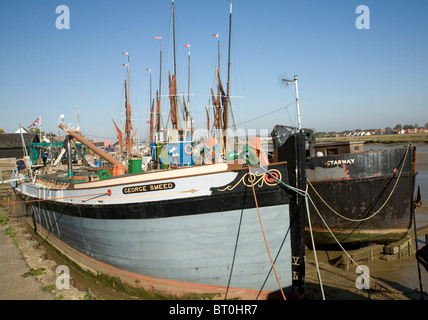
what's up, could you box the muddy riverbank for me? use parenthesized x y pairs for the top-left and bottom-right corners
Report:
(305, 201), (428, 300)
(1, 201), (427, 300)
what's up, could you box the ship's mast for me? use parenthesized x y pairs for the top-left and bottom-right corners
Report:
(187, 44), (190, 124)
(153, 36), (162, 141)
(169, 0), (179, 130)
(224, 0), (232, 150)
(172, 0), (177, 76)
(124, 53), (132, 155)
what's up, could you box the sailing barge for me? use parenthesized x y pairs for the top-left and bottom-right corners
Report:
(306, 140), (418, 245)
(271, 125), (418, 245)
(9, 1), (310, 300)
(11, 126), (307, 300)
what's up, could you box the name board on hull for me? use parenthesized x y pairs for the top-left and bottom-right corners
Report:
(123, 182), (176, 194)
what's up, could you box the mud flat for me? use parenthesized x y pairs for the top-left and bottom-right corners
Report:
(305, 202), (428, 300)
(1, 178), (427, 300)
(0, 202), (144, 300)
(2, 200), (427, 301)
(0, 204), (87, 300)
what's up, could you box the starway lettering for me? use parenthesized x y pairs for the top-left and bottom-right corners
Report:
(122, 182), (175, 194)
(325, 158), (355, 166)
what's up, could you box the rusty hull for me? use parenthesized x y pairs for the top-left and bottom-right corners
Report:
(306, 145), (417, 244)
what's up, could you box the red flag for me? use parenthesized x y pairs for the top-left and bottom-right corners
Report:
(184, 44), (190, 48)
(153, 36), (161, 40)
(213, 34), (219, 38)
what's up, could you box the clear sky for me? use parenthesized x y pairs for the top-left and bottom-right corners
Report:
(1, 0), (427, 142)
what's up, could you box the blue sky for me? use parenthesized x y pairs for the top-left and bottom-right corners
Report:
(1, 0), (427, 141)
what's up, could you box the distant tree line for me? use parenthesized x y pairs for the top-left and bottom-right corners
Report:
(315, 122), (428, 138)
(393, 123), (428, 130)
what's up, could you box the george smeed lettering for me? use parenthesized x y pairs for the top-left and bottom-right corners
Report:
(123, 182), (175, 194)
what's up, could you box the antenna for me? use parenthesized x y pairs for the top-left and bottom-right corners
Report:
(280, 74), (302, 131)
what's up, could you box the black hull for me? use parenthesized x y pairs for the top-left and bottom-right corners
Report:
(416, 245), (428, 273)
(306, 145), (417, 244)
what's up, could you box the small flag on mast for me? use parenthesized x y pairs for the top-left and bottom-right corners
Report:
(123, 63), (128, 67)
(153, 36), (162, 40)
(122, 52), (129, 55)
(184, 44), (190, 48)
(146, 69), (151, 72)
(28, 116), (41, 128)
(213, 34), (219, 38)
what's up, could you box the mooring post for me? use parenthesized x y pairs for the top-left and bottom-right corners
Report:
(64, 136), (73, 178)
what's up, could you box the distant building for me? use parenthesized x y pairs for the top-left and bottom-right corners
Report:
(93, 141), (112, 148)
(0, 133), (40, 159)
(13, 127), (30, 134)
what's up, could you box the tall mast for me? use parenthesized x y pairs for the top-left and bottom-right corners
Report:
(159, 43), (162, 106)
(124, 53), (132, 155)
(187, 45), (190, 116)
(170, 0), (179, 130)
(172, 0), (177, 76)
(147, 68), (154, 144)
(147, 68), (152, 117)
(224, 0), (232, 149)
(153, 36), (162, 141)
(217, 36), (220, 74)
(150, 99), (154, 144)
(185, 44), (190, 128)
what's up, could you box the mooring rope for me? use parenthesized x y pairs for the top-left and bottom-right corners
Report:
(304, 183), (326, 300)
(307, 193), (400, 295)
(252, 162), (400, 297)
(247, 165), (286, 300)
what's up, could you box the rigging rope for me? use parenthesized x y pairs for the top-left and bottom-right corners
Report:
(247, 165), (286, 300)
(251, 162), (401, 297)
(304, 183), (325, 300)
(307, 193), (399, 295)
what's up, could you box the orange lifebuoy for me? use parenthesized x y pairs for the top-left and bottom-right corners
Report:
(184, 144), (194, 155)
(265, 171), (279, 183)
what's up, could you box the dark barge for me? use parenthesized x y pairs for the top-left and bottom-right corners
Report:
(305, 140), (417, 245)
